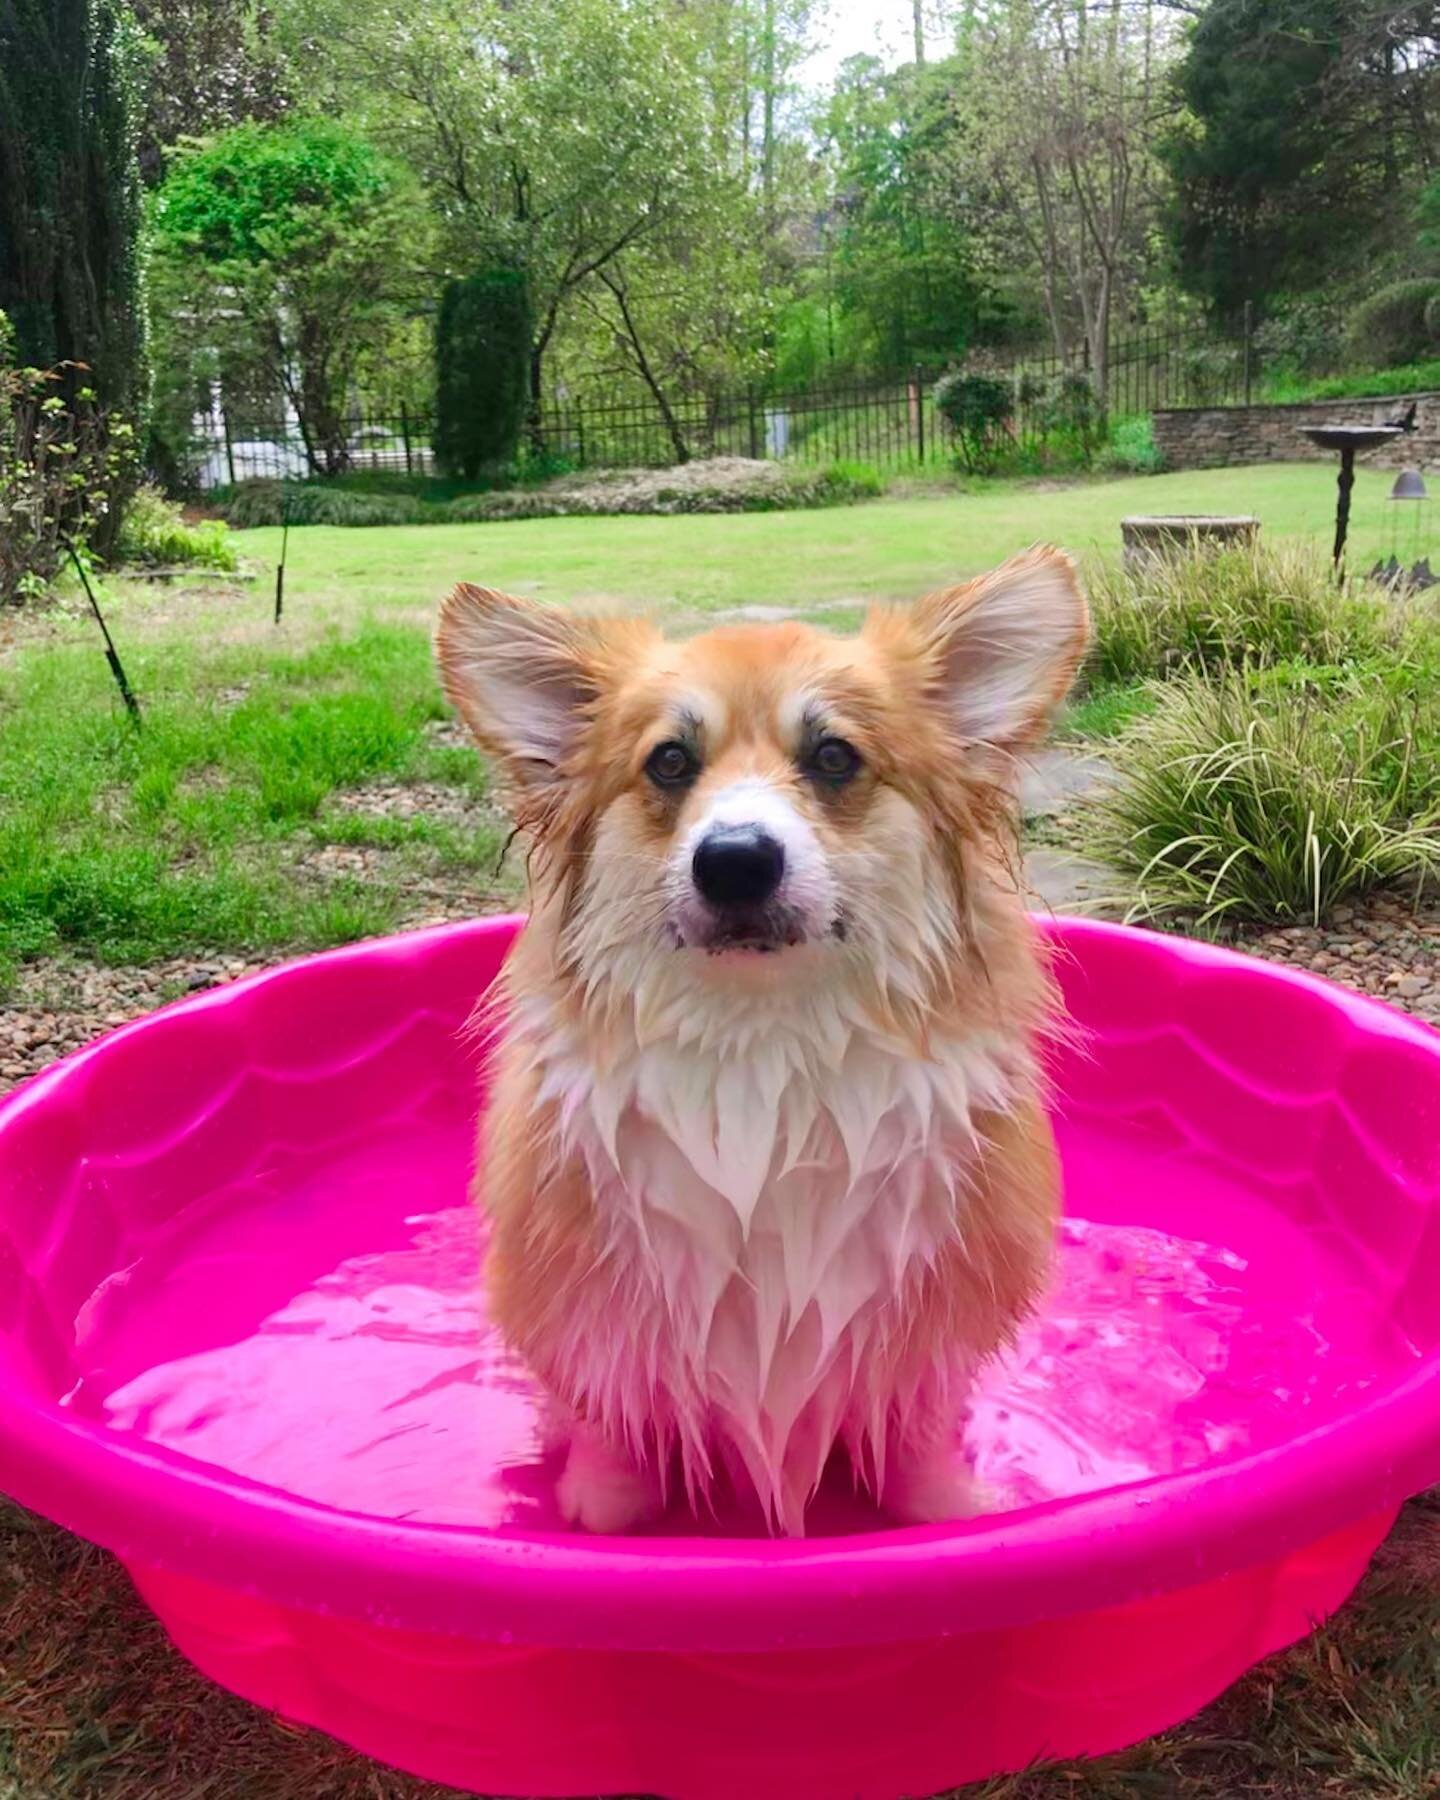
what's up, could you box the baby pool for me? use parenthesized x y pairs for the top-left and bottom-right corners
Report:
(0, 916), (1437, 1800)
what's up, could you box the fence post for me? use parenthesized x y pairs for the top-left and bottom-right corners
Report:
(1242, 300), (1254, 407)
(747, 387), (761, 461)
(221, 405), (236, 487)
(913, 364), (925, 465)
(400, 402), (413, 475)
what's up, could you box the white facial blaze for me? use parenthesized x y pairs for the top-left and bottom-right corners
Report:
(675, 776), (835, 937)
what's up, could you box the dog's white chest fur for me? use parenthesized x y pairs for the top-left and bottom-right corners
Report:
(522, 989), (1017, 1530)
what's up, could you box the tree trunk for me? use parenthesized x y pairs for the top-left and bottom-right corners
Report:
(527, 341), (545, 456)
(600, 269), (690, 463)
(296, 319), (350, 476)
(1090, 266), (1111, 411)
(761, 0), (776, 234)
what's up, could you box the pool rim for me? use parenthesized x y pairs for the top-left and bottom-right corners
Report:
(2, 915), (1437, 1655)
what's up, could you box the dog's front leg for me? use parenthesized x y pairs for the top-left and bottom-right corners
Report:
(881, 1395), (997, 1525)
(556, 1420), (663, 1534)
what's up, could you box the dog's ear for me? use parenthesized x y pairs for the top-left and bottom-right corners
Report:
(903, 546), (1089, 748)
(435, 584), (601, 785)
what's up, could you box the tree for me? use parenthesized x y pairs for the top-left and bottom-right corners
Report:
(150, 118), (425, 475)
(290, 0), (763, 432)
(435, 268), (532, 478)
(571, 197), (773, 460)
(813, 53), (990, 372)
(934, 0), (1171, 399)
(1162, 0), (1440, 321)
(129, 0), (291, 183)
(0, 0), (148, 425)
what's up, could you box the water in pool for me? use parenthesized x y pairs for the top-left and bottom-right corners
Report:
(65, 1111), (1411, 1535)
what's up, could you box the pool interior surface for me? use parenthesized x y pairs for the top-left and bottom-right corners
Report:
(64, 1106), (1418, 1537)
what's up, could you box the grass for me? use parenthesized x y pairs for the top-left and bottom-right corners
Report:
(1088, 664), (1440, 926)
(0, 621), (511, 989)
(197, 461), (1418, 623)
(1078, 542), (1440, 925)
(1058, 681), (1157, 741)
(3, 1489), (1435, 1799)
(1086, 540), (1405, 689)
(1258, 358), (1440, 404)
(0, 463), (1424, 985)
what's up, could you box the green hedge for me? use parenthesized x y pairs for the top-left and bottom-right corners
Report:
(434, 268), (532, 480)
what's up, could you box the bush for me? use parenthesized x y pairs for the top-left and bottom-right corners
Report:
(1095, 414), (1163, 475)
(1252, 300), (1344, 377)
(1347, 279), (1440, 370)
(114, 483), (237, 571)
(434, 267), (533, 480)
(210, 458), (883, 528)
(801, 460), (884, 504)
(1086, 544), (1395, 689)
(0, 311), (139, 605)
(1087, 667), (1440, 927)
(1256, 358), (1440, 404)
(1176, 342), (1243, 404)
(1038, 372), (1104, 461)
(933, 370), (1014, 472)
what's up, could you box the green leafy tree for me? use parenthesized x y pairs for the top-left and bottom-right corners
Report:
(129, 0), (291, 183)
(813, 53), (989, 373)
(287, 0), (748, 432)
(0, 0), (148, 429)
(1162, 0), (1440, 321)
(151, 118), (425, 475)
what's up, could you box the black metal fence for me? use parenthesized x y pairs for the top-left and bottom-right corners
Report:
(187, 406), (437, 489)
(185, 320), (1263, 489)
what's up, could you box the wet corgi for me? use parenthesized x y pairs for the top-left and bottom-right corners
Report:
(435, 548), (1088, 1534)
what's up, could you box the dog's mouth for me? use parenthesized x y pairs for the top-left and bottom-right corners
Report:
(703, 915), (802, 955)
(675, 906), (847, 955)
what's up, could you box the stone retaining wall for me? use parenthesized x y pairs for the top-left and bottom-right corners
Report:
(1153, 392), (1438, 472)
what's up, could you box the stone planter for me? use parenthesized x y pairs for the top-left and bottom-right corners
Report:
(1121, 514), (1260, 567)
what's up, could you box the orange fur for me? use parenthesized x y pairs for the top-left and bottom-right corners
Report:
(436, 546), (1089, 1533)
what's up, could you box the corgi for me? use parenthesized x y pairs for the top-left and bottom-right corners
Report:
(435, 547), (1088, 1536)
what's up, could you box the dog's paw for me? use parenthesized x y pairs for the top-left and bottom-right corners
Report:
(556, 1428), (661, 1534)
(884, 1445), (997, 1525)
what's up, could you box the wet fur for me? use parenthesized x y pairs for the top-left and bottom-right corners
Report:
(436, 549), (1089, 1534)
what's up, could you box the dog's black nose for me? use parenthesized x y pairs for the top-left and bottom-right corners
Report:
(692, 825), (785, 908)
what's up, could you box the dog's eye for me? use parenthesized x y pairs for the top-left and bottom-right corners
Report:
(645, 740), (698, 788)
(805, 736), (862, 784)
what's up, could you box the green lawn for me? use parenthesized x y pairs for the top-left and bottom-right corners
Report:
(228, 462), (1406, 623)
(0, 461), (1413, 985)
(0, 623), (510, 988)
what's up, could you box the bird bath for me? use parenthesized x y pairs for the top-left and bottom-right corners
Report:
(1300, 424), (1403, 565)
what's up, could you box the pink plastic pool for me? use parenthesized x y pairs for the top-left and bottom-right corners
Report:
(2, 916), (1438, 1800)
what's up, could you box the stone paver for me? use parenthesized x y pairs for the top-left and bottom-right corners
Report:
(1023, 847), (1126, 916)
(1019, 747), (1116, 818)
